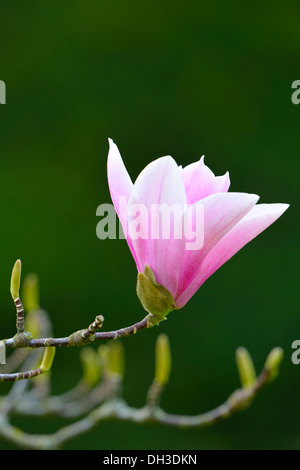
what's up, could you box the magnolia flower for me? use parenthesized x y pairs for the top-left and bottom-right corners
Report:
(107, 139), (289, 318)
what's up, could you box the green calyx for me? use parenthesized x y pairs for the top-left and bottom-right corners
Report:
(136, 265), (174, 322)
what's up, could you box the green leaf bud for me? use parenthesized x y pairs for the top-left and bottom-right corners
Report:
(80, 347), (101, 386)
(264, 347), (284, 382)
(155, 334), (172, 386)
(22, 273), (40, 312)
(236, 347), (257, 389)
(40, 347), (56, 373)
(10, 259), (22, 301)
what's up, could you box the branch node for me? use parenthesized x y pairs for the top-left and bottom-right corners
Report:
(68, 316), (104, 346)
(12, 331), (34, 348)
(82, 315), (105, 339)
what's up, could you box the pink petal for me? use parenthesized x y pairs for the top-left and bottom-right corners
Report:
(176, 203), (289, 308)
(107, 138), (133, 224)
(107, 139), (138, 264)
(182, 156), (230, 204)
(128, 155), (187, 297)
(176, 192), (260, 303)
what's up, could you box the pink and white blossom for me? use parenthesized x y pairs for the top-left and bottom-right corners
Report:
(107, 139), (289, 309)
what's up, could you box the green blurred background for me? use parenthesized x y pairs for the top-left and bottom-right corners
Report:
(0, 0), (299, 450)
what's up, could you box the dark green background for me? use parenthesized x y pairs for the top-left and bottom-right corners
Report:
(0, 0), (299, 450)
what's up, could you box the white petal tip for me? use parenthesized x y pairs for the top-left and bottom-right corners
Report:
(248, 193), (260, 204)
(276, 203), (290, 214)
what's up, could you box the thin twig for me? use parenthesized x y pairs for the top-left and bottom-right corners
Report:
(0, 367), (271, 450)
(0, 348), (30, 374)
(147, 379), (164, 408)
(15, 297), (25, 335)
(15, 379), (116, 418)
(0, 350), (43, 415)
(0, 367), (43, 383)
(3, 313), (154, 350)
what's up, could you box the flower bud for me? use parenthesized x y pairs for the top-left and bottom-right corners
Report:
(155, 334), (172, 386)
(264, 347), (284, 382)
(40, 347), (56, 373)
(10, 259), (22, 301)
(236, 347), (257, 388)
(97, 343), (125, 378)
(25, 311), (41, 338)
(108, 341), (125, 378)
(136, 265), (174, 320)
(22, 273), (40, 312)
(98, 345), (110, 372)
(80, 347), (101, 386)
